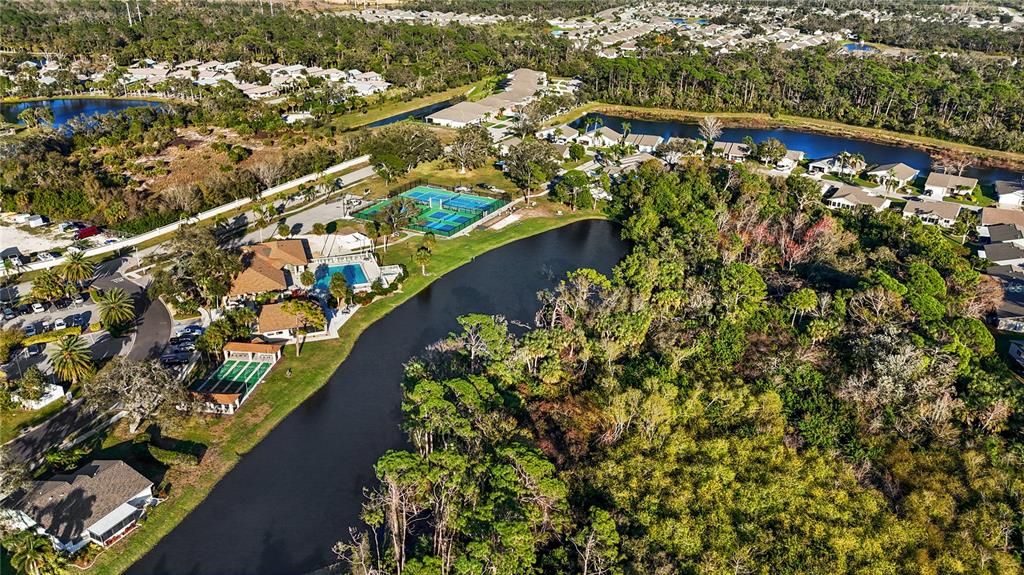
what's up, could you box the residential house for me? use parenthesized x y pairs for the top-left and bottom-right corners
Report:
(983, 206), (1024, 227)
(987, 265), (1024, 332)
(981, 242), (1024, 266)
(924, 172), (978, 200)
(605, 152), (663, 179)
(995, 180), (1024, 208)
(577, 126), (623, 148)
(537, 123), (579, 143)
(775, 149), (805, 172)
(807, 156), (863, 176)
(2, 461), (154, 553)
(497, 136), (523, 156)
(824, 184), (890, 211)
(712, 141), (752, 162)
(229, 240), (310, 299)
(980, 223), (1024, 244)
(189, 341), (284, 414)
(866, 162), (919, 188)
(622, 132), (665, 153)
(901, 198), (962, 228)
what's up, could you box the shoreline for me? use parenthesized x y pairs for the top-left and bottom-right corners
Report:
(0, 94), (177, 105)
(83, 211), (608, 575)
(552, 102), (1024, 172)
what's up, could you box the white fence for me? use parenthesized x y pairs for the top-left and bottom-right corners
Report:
(13, 155), (372, 274)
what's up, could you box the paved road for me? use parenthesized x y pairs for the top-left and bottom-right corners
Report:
(3, 262), (171, 464)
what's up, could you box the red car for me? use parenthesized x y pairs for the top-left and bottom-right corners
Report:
(75, 226), (100, 240)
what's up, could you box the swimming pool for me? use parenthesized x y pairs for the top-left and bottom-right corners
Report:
(314, 263), (369, 290)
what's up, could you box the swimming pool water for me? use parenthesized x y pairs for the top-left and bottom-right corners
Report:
(314, 263), (369, 290)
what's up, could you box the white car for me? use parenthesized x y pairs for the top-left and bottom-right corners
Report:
(31, 302), (45, 313)
(55, 318), (67, 330)
(37, 252), (54, 262)
(72, 294), (85, 305)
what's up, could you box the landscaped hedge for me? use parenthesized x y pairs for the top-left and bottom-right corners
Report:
(22, 326), (83, 346)
(148, 445), (200, 467)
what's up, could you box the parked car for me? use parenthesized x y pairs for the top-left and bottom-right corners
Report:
(36, 252), (54, 262)
(160, 352), (191, 366)
(54, 298), (70, 310)
(72, 293), (85, 305)
(180, 325), (205, 336)
(41, 320), (53, 332)
(54, 318), (67, 330)
(27, 344), (43, 356)
(2, 308), (14, 321)
(173, 341), (196, 353)
(24, 324), (36, 337)
(16, 304), (31, 316)
(31, 302), (45, 314)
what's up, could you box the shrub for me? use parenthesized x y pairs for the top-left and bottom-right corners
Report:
(148, 445), (199, 467)
(22, 326), (83, 346)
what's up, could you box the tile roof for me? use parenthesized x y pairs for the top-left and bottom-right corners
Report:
(223, 341), (284, 354)
(257, 302), (304, 333)
(243, 240), (309, 268)
(6, 461), (151, 542)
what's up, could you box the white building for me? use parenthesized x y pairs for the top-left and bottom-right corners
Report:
(995, 180), (1024, 208)
(924, 172), (978, 200)
(866, 162), (919, 187)
(901, 198), (962, 228)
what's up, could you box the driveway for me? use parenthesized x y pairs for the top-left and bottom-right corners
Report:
(93, 259), (172, 361)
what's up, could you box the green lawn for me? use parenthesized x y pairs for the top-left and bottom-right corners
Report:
(0, 398), (67, 443)
(80, 207), (605, 575)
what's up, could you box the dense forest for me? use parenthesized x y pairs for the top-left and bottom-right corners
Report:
(337, 160), (1023, 574)
(0, 1), (575, 97)
(581, 46), (1024, 153)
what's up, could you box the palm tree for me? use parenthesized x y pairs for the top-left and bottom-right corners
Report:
(414, 246), (432, 276)
(60, 251), (94, 288)
(620, 121), (632, 144)
(836, 151), (852, 178)
(254, 203), (275, 242)
(96, 287), (136, 328)
(52, 334), (93, 384)
(9, 532), (63, 575)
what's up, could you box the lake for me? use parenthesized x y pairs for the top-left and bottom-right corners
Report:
(126, 219), (629, 575)
(571, 112), (1024, 184)
(0, 98), (163, 128)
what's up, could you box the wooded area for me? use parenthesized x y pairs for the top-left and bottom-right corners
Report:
(339, 160), (1022, 574)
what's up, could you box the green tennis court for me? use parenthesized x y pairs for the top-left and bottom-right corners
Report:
(191, 359), (273, 396)
(354, 185), (506, 237)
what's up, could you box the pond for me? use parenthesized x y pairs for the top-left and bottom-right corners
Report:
(0, 98), (164, 128)
(366, 99), (455, 128)
(570, 112), (1024, 184)
(125, 219), (629, 575)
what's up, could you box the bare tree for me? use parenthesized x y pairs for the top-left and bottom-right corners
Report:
(250, 153), (286, 190)
(698, 115), (724, 142)
(82, 357), (191, 433)
(161, 183), (199, 215)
